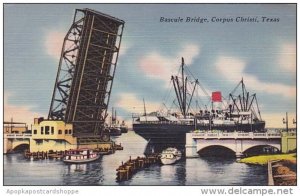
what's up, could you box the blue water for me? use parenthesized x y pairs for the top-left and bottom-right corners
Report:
(4, 131), (267, 185)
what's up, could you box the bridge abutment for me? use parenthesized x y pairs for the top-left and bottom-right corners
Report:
(281, 132), (296, 153)
(4, 138), (12, 154)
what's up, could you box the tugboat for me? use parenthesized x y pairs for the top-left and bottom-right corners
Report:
(160, 147), (182, 165)
(63, 149), (100, 164)
(133, 57), (265, 153)
(107, 108), (128, 136)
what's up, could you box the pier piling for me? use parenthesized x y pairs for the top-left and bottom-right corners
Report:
(116, 154), (160, 182)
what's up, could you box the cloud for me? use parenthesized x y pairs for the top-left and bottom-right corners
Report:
(180, 44), (200, 65)
(116, 93), (161, 114)
(215, 56), (296, 98)
(215, 56), (246, 82)
(44, 30), (65, 60)
(4, 92), (45, 126)
(138, 44), (200, 85)
(279, 43), (296, 73)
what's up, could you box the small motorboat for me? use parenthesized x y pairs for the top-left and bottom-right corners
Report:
(63, 149), (100, 164)
(160, 147), (182, 165)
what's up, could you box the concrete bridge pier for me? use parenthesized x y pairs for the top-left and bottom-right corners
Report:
(235, 152), (244, 158)
(234, 140), (244, 158)
(185, 133), (198, 158)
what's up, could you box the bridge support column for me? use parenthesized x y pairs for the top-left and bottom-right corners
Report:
(235, 140), (244, 158)
(185, 133), (198, 158)
(235, 152), (244, 158)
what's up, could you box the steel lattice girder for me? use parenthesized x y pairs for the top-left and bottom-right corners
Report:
(48, 9), (124, 137)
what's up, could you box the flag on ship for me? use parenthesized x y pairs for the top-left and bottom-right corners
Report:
(212, 91), (222, 102)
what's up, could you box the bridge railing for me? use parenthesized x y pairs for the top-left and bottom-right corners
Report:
(4, 133), (32, 139)
(191, 131), (282, 139)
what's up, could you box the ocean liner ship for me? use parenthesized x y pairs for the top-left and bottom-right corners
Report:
(133, 58), (265, 152)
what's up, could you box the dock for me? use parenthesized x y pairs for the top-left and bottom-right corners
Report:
(24, 150), (65, 160)
(24, 143), (123, 160)
(268, 160), (296, 185)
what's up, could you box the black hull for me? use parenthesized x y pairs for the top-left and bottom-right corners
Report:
(133, 122), (265, 153)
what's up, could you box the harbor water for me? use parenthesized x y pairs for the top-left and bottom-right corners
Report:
(4, 131), (267, 186)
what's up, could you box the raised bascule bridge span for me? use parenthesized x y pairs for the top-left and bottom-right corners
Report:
(48, 9), (124, 143)
(5, 9), (125, 154)
(185, 130), (296, 158)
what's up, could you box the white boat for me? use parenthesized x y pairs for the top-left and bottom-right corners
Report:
(63, 149), (100, 164)
(160, 147), (182, 165)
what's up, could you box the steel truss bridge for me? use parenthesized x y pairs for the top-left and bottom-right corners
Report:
(48, 9), (124, 140)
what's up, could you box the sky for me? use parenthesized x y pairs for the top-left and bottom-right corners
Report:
(3, 4), (296, 128)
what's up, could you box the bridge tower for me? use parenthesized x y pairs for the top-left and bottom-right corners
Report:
(48, 9), (124, 140)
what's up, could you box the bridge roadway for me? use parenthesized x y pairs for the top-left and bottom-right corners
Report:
(4, 133), (32, 139)
(185, 130), (294, 158)
(3, 130), (296, 157)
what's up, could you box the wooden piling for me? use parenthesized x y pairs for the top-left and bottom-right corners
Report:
(23, 150), (65, 160)
(116, 154), (160, 182)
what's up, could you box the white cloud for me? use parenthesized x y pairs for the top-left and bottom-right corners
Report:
(180, 44), (200, 65)
(215, 56), (296, 98)
(44, 30), (65, 61)
(138, 44), (200, 85)
(279, 43), (296, 73)
(4, 92), (45, 126)
(214, 56), (246, 82)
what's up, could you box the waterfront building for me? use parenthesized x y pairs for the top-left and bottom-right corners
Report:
(30, 118), (77, 152)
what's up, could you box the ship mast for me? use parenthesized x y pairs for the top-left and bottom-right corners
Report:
(171, 58), (185, 117)
(182, 57), (187, 117)
(229, 78), (262, 120)
(171, 57), (198, 118)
